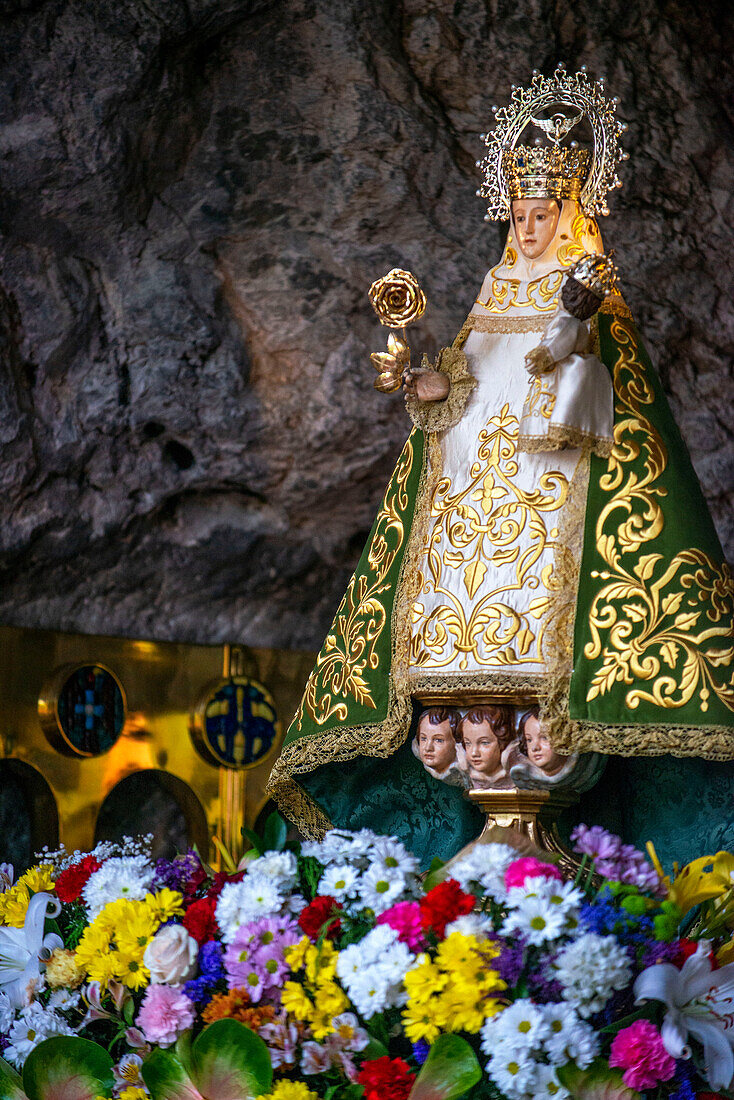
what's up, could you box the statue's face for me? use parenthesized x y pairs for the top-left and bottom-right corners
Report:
(417, 719), (457, 772)
(461, 720), (501, 775)
(523, 716), (563, 773)
(512, 199), (560, 259)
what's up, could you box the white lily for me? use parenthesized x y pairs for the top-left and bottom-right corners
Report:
(0, 891), (62, 1008)
(634, 941), (734, 1091)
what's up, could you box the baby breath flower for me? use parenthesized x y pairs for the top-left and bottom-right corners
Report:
(553, 932), (632, 1017)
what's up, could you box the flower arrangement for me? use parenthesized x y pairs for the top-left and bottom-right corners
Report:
(1, 820), (733, 1100)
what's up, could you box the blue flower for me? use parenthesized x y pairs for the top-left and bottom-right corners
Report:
(412, 1040), (430, 1065)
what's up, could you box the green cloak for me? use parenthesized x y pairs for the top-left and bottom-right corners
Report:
(268, 309), (734, 865)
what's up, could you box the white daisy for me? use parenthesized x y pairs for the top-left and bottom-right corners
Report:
(215, 876), (282, 943)
(358, 862), (407, 914)
(5, 1004), (73, 1068)
(486, 1048), (539, 1099)
(542, 1002), (600, 1068)
(444, 912), (494, 939)
(502, 894), (567, 945)
(82, 855), (154, 919)
(481, 998), (550, 1056)
(0, 990), (13, 1031)
(553, 932), (632, 1017)
(534, 1063), (571, 1098)
(370, 836), (421, 875)
(337, 926), (412, 1017)
(319, 864), (361, 901)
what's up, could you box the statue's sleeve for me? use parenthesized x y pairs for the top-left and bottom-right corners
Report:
(405, 346), (477, 433)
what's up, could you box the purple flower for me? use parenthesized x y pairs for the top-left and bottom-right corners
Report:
(412, 1040), (430, 1066)
(199, 940), (225, 980)
(495, 937), (525, 986)
(571, 824), (622, 861)
(223, 915), (300, 1003)
(152, 849), (203, 894)
(670, 1059), (696, 1100)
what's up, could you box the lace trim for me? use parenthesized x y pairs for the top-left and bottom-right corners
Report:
(409, 669), (548, 699)
(406, 347), (477, 433)
(454, 314), (548, 348)
(517, 426), (613, 459)
(266, 434), (442, 838)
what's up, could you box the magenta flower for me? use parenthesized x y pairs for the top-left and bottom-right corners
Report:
(376, 901), (425, 951)
(505, 857), (563, 890)
(135, 984), (196, 1047)
(223, 915), (300, 1002)
(609, 1019), (676, 1090)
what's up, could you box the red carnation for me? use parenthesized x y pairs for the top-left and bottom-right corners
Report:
(183, 895), (218, 944)
(298, 895), (343, 941)
(419, 878), (475, 939)
(207, 869), (245, 899)
(55, 855), (100, 903)
(357, 1055), (415, 1100)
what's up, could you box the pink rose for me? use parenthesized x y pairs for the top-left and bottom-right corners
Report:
(143, 924), (198, 985)
(609, 1019), (676, 1091)
(136, 984), (195, 1047)
(505, 857), (563, 890)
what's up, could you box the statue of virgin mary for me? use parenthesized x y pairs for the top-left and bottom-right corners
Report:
(267, 67), (733, 864)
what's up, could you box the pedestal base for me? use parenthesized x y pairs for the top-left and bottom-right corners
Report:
(467, 787), (580, 876)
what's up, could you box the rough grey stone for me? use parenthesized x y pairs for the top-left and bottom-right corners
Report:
(0, 0), (731, 647)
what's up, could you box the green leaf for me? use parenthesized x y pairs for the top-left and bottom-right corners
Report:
(191, 1020), (273, 1099)
(361, 1038), (389, 1060)
(342, 1086), (365, 1099)
(262, 812), (287, 853)
(557, 1058), (642, 1099)
(22, 1037), (114, 1100)
(0, 1056), (26, 1100)
(241, 827), (262, 856)
(142, 1049), (204, 1100)
(409, 1034), (482, 1099)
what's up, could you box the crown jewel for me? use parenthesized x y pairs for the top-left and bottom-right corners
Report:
(501, 145), (592, 203)
(569, 251), (618, 298)
(477, 64), (627, 221)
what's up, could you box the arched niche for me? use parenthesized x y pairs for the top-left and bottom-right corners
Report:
(94, 769), (209, 862)
(0, 760), (59, 871)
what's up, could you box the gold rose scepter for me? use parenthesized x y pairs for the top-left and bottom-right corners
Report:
(368, 268), (426, 393)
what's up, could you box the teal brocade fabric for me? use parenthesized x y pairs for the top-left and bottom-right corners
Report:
(301, 734), (483, 870)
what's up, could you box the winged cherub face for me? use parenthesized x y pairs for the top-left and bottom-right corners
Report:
(512, 198), (561, 259)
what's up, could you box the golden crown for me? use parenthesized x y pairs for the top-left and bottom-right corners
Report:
(477, 65), (628, 221)
(569, 251), (618, 297)
(501, 145), (592, 203)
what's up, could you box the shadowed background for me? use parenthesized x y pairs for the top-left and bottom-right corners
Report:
(0, 0), (731, 648)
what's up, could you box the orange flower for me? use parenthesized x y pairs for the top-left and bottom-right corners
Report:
(202, 988), (277, 1030)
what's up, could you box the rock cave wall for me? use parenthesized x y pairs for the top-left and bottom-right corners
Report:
(0, 0), (731, 648)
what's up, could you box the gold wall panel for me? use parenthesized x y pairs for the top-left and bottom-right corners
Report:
(0, 625), (314, 866)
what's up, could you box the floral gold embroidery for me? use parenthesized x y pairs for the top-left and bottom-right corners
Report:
(584, 319), (734, 714)
(410, 402), (570, 672)
(293, 436), (415, 729)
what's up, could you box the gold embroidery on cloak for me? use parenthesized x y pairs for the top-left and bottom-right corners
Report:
(584, 318), (734, 714)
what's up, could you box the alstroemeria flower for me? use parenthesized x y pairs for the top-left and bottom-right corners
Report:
(0, 891), (62, 1008)
(634, 941), (734, 1091)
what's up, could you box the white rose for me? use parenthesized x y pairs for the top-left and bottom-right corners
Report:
(143, 925), (198, 985)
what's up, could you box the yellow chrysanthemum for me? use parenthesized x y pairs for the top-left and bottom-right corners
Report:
(403, 956), (447, 1004)
(284, 935), (311, 971)
(280, 981), (313, 1021)
(402, 997), (444, 1043)
(257, 1083), (320, 1100)
(0, 884), (32, 928)
(145, 888), (184, 923)
(119, 1089), (149, 1100)
(20, 864), (56, 893)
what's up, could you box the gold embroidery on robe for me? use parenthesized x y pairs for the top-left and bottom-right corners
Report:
(410, 403), (570, 672)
